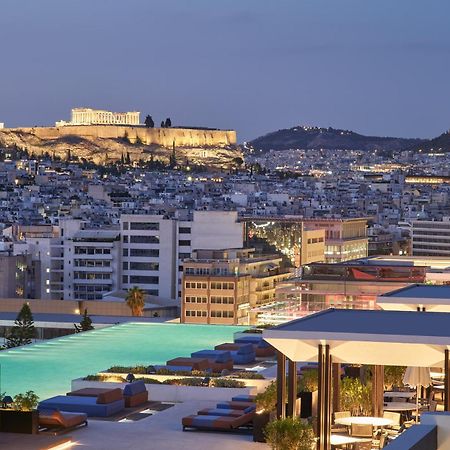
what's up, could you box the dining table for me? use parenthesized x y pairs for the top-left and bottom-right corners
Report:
(383, 402), (416, 412)
(383, 391), (416, 400)
(335, 416), (394, 427)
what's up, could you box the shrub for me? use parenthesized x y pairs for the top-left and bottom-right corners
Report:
(340, 377), (372, 416)
(264, 417), (315, 450)
(14, 391), (39, 411)
(134, 377), (161, 384)
(84, 374), (125, 382)
(107, 365), (147, 374)
(298, 369), (318, 393)
(384, 366), (406, 390)
(162, 378), (205, 387)
(211, 378), (245, 388)
(233, 371), (265, 380)
(256, 381), (277, 412)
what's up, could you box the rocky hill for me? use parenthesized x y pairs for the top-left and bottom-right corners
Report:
(247, 126), (424, 153)
(407, 130), (450, 153)
(0, 128), (242, 167)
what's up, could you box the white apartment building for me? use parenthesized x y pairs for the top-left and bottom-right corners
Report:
(120, 211), (243, 299)
(412, 218), (450, 256)
(50, 220), (120, 300)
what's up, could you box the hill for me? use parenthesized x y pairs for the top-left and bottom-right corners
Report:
(409, 131), (450, 153)
(246, 126), (424, 153)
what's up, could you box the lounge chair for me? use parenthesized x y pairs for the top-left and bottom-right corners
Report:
(123, 380), (148, 407)
(38, 408), (88, 434)
(231, 394), (256, 403)
(165, 357), (212, 371)
(197, 408), (247, 418)
(182, 411), (254, 431)
(190, 350), (234, 371)
(39, 389), (125, 417)
(214, 343), (256, 364)
(234, 336), (275, 357)
(216, 401), (256, 412)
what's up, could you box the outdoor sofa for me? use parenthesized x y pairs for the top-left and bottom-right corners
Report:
(182, 411), (255, 431)
(214, 343), (256, 364)
(234, 335), (275, 357)
(190, 350), (234, 371)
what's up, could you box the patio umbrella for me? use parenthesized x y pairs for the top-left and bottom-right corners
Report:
(402, 366), (431, 422)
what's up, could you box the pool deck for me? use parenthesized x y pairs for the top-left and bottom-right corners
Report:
(6, 400), (269, 450)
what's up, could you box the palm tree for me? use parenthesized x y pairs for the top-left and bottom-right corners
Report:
(126, 287), (145, 317)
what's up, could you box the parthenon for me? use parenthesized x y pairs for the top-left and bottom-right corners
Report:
(57, 108), (140, 126)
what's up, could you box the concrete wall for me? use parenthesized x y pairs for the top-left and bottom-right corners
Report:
(71, 378), (257, 402)
(12, 126), (237, 148)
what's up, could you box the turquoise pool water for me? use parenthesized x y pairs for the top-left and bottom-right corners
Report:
(0, 322), (246, 401)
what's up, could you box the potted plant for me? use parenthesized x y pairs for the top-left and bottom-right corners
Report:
(264, 417), (315, 450)
(0, 391), (39, 434)
(298, 369), (318, 418)
(340, 377), (373, 416)
(253, 381), (277, 442)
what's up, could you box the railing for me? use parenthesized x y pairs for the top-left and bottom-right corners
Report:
(385, 424), (436, 450)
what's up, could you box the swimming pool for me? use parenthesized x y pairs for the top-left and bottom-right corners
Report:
(0, 322), (246, 400)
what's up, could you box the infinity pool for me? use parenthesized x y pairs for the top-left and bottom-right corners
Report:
(0, 322), (246, 400)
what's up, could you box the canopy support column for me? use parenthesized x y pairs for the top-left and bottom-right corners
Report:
(373, 365), (384, 417)
(318, 344), (331, 450)
(332, 363), (340, 413)
(445, 349), (450, 411)
(277, 351), (286, 419)
(287, 358), (297, 417)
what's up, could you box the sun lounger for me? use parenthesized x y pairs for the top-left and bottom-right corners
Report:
(191, 350), (234, 371)
(123, 380), (148, 407)
(234, 336), (275, 357)
(38, 409), (88, 434)
(197, 408), (247, 418)
(214, 343), (256, 364)
(216, 401), (256, 412)
(182, 411), (255, 431)
(231, 394), (257, 403)
(39, 389), (125, 417)
(166, 357), (212, 371)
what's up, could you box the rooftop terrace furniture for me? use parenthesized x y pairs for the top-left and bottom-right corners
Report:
(197, 408), (247, 418)
(214, 343), (256, 364)
(165, 357), (211, 371)
(39, 389), (125, 417)
(350, 422), (374, 438)
(182, 411), (255, 432)
(66, 388), (113, 397)
(38, 409), (88, 434)
(123, 380), (148, 407)
(234, 336), (275, 357)
(190, 350), (233, 371)
(231, 394), (257, 403)
(216, 401), (256, 412)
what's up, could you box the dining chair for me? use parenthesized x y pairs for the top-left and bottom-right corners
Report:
(350, 423), (373, 438)
(332, 411), (351, 433)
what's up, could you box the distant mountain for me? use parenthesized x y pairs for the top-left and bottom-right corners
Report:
(246, 126), (425, 153)
(408, 130), (450, 153)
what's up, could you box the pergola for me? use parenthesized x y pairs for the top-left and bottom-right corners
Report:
(263, 308), (450, 450)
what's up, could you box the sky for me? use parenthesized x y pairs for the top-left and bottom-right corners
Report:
(1, 0), (450, 142)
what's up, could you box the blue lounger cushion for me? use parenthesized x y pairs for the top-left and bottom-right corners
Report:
(235, 336), (262, 344)
(216, 402), (255, 413)
(232, 395), (257, 403)
(39, 395), (124, 417)
(230, 351), (255, 364)
(191, 350), (232, 363)
(123, 380), (146, 396)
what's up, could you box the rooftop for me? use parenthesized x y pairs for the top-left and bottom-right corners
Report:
(381, 284), (450, 300)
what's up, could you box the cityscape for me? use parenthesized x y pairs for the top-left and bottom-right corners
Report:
(1, 1), (450, 449)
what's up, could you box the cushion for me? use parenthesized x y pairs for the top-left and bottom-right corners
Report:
(96, 388), (123, 404)
(123, 380), (146, 396)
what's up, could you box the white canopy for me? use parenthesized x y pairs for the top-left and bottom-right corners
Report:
(263, 309), (450, 368)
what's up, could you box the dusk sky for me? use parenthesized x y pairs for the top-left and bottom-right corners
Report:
(1, 0), (450, 141)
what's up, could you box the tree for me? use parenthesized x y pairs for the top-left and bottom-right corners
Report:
(165, 117), (172, 128)
(74, 309), (94, 333)
(144, 115), (154, 128)
(160, 121), (165, 128)
(5, 303), (35, 348)
(126, 287), (145, 317)
(126, 152), (131, 164)
(120, 153), (125, 165)
(232, 157), (244, 169)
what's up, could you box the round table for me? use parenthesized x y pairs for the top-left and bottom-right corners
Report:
(384, 402), (416, 412)
(335, 416), (393, 427)
(383, 391), (415, 399)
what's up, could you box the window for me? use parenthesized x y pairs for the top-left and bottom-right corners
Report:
(186, 310), (207, 317)
(179, 227), (191, 234)
(185, 282), (207, 289)
(211, 282), (234, 290)
(123, 262), (128, 270)
(179, 240), (191, 246)
(185, 296), (207, 303)
(129, 262), (159, 271)
(210, 311), (234, 318)
(144, 289), (159, 296)
(122, 222), (129, 230)
(211, 296), (234, 304)
(123, 235), (128, 243)
(130, 235), (160, 244)
(130, 222), (159, 231)
(130, 249), (159, 257)
(122, 275), (128, 284)
(129, 275), (159, 284)
(179, 253), (191, 260)
(123, 248), (129, 257)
